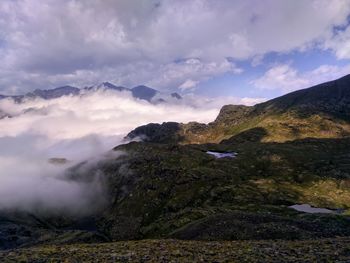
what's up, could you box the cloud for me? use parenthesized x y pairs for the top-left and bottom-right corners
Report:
(252, 64), (309, 92)
(252, 63), (350, 92)
(182, 93), (266, 108)
(0, 0), (349, 93)
(325, 26), (350, 59)
(179, 80), (199, 91)
(0, 151), (107, 215)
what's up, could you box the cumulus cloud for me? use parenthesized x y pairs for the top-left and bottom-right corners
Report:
(252, 64), (309, 92)
(325, 26), (350, 59)
(182, 93), (266, 108)
(179, 80), (199, 91)
(0, 0), (349, 93)
(0, 90), (264, 214)
(252, 63), (350, 92)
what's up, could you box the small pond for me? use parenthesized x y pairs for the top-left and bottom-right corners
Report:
(206, 151), (237, 158)
(289, 204), (342, 214)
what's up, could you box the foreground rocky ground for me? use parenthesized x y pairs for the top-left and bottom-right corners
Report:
(1, 237), (350, 262)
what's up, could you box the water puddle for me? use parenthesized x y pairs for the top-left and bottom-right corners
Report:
(206, 151), (237, 158)
(289, 204), (342, 214)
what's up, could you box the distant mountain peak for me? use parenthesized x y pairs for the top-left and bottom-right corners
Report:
(26, 85), (80, 100)
(100, 82), (127, 91)
(131, 85), (158, 101)
(131, 85), (157, 92)
(171, 92), (182, 100)
(85, 82), (127, 92)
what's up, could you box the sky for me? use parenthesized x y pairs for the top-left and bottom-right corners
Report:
(1, 0), (350, 101)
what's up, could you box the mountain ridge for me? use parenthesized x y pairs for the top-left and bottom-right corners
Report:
(127, 74), (350, 144)
(0, 82), (182, 103)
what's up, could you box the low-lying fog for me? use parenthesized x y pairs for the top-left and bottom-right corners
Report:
(0, 89), (260, 215)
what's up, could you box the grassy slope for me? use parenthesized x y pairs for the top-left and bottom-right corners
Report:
(87, 136), (350, 241)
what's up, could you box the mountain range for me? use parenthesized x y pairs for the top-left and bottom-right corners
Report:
(0, 82), (182, 103)
(1, 75), (350, 261)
